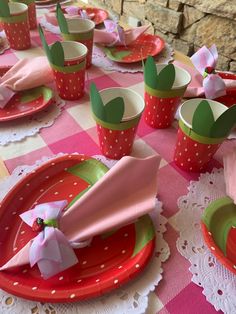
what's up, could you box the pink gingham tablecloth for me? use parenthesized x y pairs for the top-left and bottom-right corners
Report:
(0, 23), (235, 314)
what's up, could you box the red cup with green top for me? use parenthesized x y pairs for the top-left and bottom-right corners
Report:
(144, 63), (191, 129)
(60, 18), (95, 69)
(0, 2), (31, 50)
(92, 87), (145, 159)
(174, 98), (228, 172)
(11, 0), (37, 29)
(50, 41), (88, 100)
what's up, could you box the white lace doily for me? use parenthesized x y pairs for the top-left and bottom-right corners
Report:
(0, 96), (65, 146)
(0, 153), (170, 314)
(170, 168), (236, 313)
(0, 36), (10, 55)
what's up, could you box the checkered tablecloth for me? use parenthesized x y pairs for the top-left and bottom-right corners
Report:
(0, 15), (235, 314)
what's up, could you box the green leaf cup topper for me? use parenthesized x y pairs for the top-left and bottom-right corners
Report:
(144, 56), (175, 90)
(0, 0), (10, 18)
(39, 24), (65, 67)
(90, 83), (125, 124)
(192, 100), (236, 138)
(56, 3), (69, 34)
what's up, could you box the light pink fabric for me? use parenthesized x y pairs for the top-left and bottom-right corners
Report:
(0, 155), (160, 278)
(0, 57), (54, 108)
(223, 150), (236, 203)
(173, 60), (236, 98)
(94, 24), (150, 47)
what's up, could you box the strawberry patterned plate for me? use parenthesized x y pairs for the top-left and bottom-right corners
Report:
(214, 72), (236, 107)
(0, 85), (54, 122)
(47, 7), (109, 26)
(101, 33), (165, 63)
(0, 154), (155, 303)
(201, 196), (236, 275)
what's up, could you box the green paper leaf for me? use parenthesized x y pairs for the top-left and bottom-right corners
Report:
(104, 97), (125, 123)
(0, 0), (10, 18)
(38, 24), (52, 63)
(50, 41), (65, 67)
(90, 83), (106, 120)
(144, 56), (158, 89)
(210, 104), (236, 138)
(192, 100), (215, 137)
(103, 47), (131, 61)
(156, 64), (175, 90)
(56, 3), (69, 34)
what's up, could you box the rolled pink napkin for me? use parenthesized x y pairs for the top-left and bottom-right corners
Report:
(0, 155), (160, 279)
(0, 57), (54, 109)
(173, 60), (236, 98)
(94, 22), (150, 47)
(224, 150), (236, 203)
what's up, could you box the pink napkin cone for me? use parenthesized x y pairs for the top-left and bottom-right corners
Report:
(94, 24), (150, 47)
(173, 60), (236, 98)
(224, 150), (236, 203)
(0, 155), (160, 279)
(0, 57), (54, 108)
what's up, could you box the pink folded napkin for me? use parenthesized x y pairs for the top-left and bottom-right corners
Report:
(0, 155), (160, 279)
(94, 21), (150, 47)
(0, 57), (54, 109)
(224, 150), (236, 203)
(173, 60), (236, 99)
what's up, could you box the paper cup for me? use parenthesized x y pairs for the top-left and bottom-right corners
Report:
(93, 88), (145, 159)
(174, 98), (228, 172)
(0, 3), (31, 50)
(144, 64), (191, 128)
(11, 0), (37, 29)
(61, 18), (95, 69)
(50, 41), (88, 100)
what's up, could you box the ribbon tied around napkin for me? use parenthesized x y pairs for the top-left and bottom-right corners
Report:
(190, 44), (226, 99)
(0, 155), (160, 279)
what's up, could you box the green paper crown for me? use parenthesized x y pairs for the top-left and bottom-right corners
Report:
(39, 24), (65, 67)
(0, 0), (10, 18)
(56, 3), (69, 34)
(90, 83), (125, 124)
(144, 56), (175, 90)
(192, 100), (236, 138)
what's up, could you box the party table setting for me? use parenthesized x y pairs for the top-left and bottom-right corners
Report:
(0, 0), (236, 313)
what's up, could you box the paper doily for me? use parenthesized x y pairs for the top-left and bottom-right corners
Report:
(0, 96), (65, 146)
(170, 168), (236, 313)
(0, 153), (170, 314)
(0, 36), (10, 55)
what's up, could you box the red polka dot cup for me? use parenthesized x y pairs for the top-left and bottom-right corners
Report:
(174, 98), (228, 172)
(144, 64), (191, 129)
(93, 88), (145, 159)
(50, 41), (88, 100)
(0, 2), (31, 50)
(61, 18), (95, 69)
(11, 0), (37, 29)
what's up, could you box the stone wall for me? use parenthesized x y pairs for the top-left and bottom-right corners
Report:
(89, 0), (236, 71)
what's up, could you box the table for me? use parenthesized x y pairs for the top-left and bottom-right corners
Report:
(0, 7), (235, 314)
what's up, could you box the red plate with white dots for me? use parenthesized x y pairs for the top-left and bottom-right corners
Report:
(0, 85), (54, 122)
(214, 72), (236, 107)
(0, 154), (155, 303)
(102, 33), (165, 63)
(47, 7), (109, 26)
